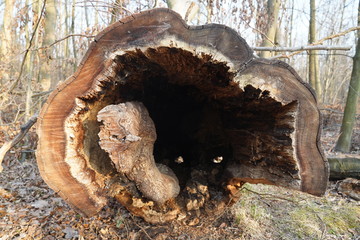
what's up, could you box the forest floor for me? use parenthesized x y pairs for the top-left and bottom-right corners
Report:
(0, 105), (359, 240)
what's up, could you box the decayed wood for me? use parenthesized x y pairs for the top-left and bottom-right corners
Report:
(97, 102), (180, 203)
(0, 115), (37, 172)
(36, 8), (329, 222)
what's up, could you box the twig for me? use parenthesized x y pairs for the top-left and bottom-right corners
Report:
(0, 114), (38, 172)
(34, 34), (95, 51)
(31, 90), (53, 98)
(320, 108), (360, 116)
(77, 0), (134, 14)
(130, 215), (153, 240)
(253, 45), (352, 52)
(241, 186), (302, 203)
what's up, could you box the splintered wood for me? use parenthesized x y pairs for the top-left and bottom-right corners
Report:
(97, 102), (180, 203)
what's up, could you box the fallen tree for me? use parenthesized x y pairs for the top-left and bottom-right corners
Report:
(35, 8), (329, 224)
(328, 156), (360, 180)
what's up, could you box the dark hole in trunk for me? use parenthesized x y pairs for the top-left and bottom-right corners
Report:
(82, 47), (300, 210)
(142, 77), (233, 189)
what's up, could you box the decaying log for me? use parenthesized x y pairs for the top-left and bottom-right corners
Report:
(328, 157), (360, 180)
(36, 8), (329, 223)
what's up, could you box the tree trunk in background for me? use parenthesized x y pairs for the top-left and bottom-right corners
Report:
(110, 0), (122, 24)
(166, 0), (187, 18)
(71, 0), (77, 71)
(0, 0), (15, 57)
(308, 0), (321, 99)
(259, 0), (280, 58)
(0, 0), (15, 83)
(166, 0), (198, 22)
(335, 1), (360, 152)
(84, 0), (90, 27)
(25, 0), (33, 119)
(40, 0), (57, 91)
(63, 0), (70, 78)
(206, 0), (213, 23)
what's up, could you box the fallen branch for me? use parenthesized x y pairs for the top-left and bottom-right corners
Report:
(253, 45), (352, 52)
(270, 26), (360, 59)
(0, 114), (38, 172)
(328, 156), (360, 180)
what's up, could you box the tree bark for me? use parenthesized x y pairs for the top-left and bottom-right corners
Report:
(0, 0), (15, 83)
(0, 0), (15, 57)
(308, 0), (322, 99)
(166, 0), (198, 22)
(110, 0), (122, 24)
(259, 0), (280, 58)
(36, 9), (328, 224)
(25, 0), (33, 119)
(40, 0), (57, 90)
(335, 1), (360, 152)
(71, 0), (77, 71)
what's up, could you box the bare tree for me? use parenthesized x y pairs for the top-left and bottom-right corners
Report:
(259, 0), (281, 58)
(0, 0), (15, 83)
(308, 0), (321, 99)
(40, 0), (57, 90)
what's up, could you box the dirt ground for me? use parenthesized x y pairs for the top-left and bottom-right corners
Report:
(0, 106), (359, 240)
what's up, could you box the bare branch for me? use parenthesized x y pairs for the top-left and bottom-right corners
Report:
(253, 45), (352, 52)
(35, 34), (95, 51)
(31, 90), (53, 98)
(272, 26), (360, 58)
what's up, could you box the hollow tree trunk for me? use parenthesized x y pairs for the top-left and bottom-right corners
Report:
(36, 8), (329, 224)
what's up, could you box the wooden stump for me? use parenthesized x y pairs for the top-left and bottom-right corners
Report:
(36, 8), (329, 223)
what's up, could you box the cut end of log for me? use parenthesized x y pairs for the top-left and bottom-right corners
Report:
(36, 8), (328, 223)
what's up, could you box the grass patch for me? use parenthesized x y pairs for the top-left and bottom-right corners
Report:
(231, 183), (360, 240)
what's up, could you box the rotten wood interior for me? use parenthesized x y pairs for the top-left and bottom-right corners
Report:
(36, 8), (329, 224)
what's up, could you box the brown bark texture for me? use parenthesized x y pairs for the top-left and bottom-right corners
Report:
(36, 8), (329, 223)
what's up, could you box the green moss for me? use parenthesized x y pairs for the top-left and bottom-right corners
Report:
(289, 207), (323, 239)
(231, 183), (360, 240)
(322, 206), (360, 234)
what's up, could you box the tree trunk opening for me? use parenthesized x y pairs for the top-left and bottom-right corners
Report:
(36, 8), (328, 224)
